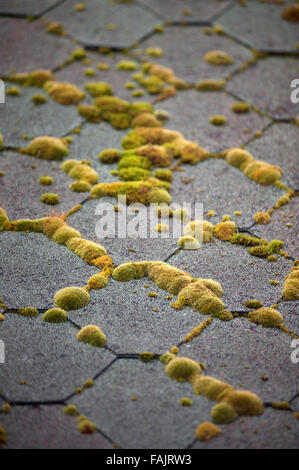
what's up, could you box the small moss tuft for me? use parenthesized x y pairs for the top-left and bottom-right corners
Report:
(42, 308), (68, 323)
(209, 115), (227, 126)
(181, 397), (193, 406)
(254, 212), (271, 224)
(210, 402), (238, 424)
(40, 193), (60, 205)
(195, 422), (221, 441)
(99, 148), (120, 163)
(231, 101), (251, 113)
(204, 50), (234, 65)
(38, 176), (53, 186)
(18, 307), (39, 317)
(63, 404), (78, 416)
(76, 325), (107, 347)
(195, 79), (226, 91)
(139, 352), (155, 362)
(248, 308), (283, 328)
(23, 136), (69, 161)
(69, 180), (91, 192)
(165, 357), (201, 382)
(244, 300), (263, 309)
(54, 287), (90, 311)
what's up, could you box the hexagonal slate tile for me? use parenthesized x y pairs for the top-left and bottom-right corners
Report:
(245, 123), (299, 191)
(155, 89), (270, 152)
(0, 314), (114, 401)
(170, 159), (285, 227)
(0, 151), (87, 221)
(0, 231), (99, 307)
(0, 0), (65, 18)
(227, 57), (299, 120)
(0, 18), (76, 76)
(217, 0), (299, 53)
(132, 25), (254, 84)
(0, 405), (114, 449)
(44, 0), (160, 49)
(71, 359), (212, 449)
(137, 0), (233, 24)
(168, 241), (293, 311)
(0, 84), (83, 148)
(68, 278), (205, 354)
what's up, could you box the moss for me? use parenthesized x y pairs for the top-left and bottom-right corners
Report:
(91, 180), (171, 205)
(76, 325), (107, 347)
(195, 79), (226, 91)
(248, 308), (283, 328)
(63, 404), (79, 416)
(84, 68), (95, 77)
(105, 112), (131, 130)
(46, 22), (65, 35)
(54, 287), (90, 311)
(84, 379), (94, 388)
(183, 318), (213, 343)
(112, 262), (145, 282)
(146, 47), (163, 57)
(18, 307), (39, 317)
(62, 159), (99, 184)
(85, 82), (112, 97)
(72, 48), (86, 60)
(282, 265), (299, 300)
(229, 233), (261, 247)
(281, 5), (299, 22)
(137, 75), (164, 94)
(153, 169), (173, 182)
(159, 353), (176, 365)
(94, 95), (129, 113)
(0, 313), (5, 322)
(77, 104), (101, 122)
(134, 144), (173, 167)
(99, 148), (120, 163)
(7, 86), (21, 96)
(211, 402), (238, 424)
(131, 89), (144, 98)
(38, 176), (53, 186)
(244, 300), (263, 309)
(272, 401), (291, 410)
(87, 273), (109, 290)
(131, 113), (161, 128)
(181, 397), (193, 406)
(183, 220), (214, 243)
(45, 81), (85, 105)
(195, 422), (221, 441)
(209, 114), (227, 126)
(128, 102), (154, 117)
(254, 212), (271, 224)
(0, 134), (2, 147)
(121, 132), (147, 150)
(204, 50), (234, 65)
(178, 236), (201, 250)
(139, 352), (155, 362)
(77, 418), (97, 434)
(2, 404), (11, 413)
(23, 136), (69, 161)
(69, 180), (92, 192)
(214, 221), (236, 241)
(267, 255), (277, 262)
(117, 60), (138, 70)
(165, 357), (201, 382)
(42, 308), (68, 323)
(40, 193), (60, 205)
(118, 155), (152, 170)
(243, 160), (282, 185)
(178, 282), (225, 316)
(225, 148), (254, 169)
(66, 237), (107, 264)
(231, 101), (251, 113)
(119, 167), (150, 181)
(223, 390), (264, 416)
(0, 208), (9, 230)
(26, 70), (54, 87)
(192, 376), (233, 400)
(0, 424), (7, 447)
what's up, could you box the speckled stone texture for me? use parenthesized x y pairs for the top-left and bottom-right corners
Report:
(0, 18), (76, 76)
(217, 0), (299, 53)
(227, 57), (299, 120)
(137, 0), (233, 24)
(132, 25), (254, 84)
(44, 0), (160, 48)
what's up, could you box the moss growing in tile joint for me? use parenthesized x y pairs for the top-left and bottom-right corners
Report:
(7, 86), (21, 96)
(204, 50), (234, 65)
(66, 237), (107, 264)
(131, 113), (161, 128)
(61, 159), (99, 184)
(195, 422), (221, 441)
(254, 212), (271, 224)
(42, 308), (68, 323)
(282, 262), (299, 301)
(139, 352), (156, 362)
(69, 180), (92, 192)
(21, 136), (69, 161)
(0, 208), (9, 231)
(40, 193), (60, 205)
(231, 102), (251, 113)
(181, 397), (193, 406)
(244, 300), (263, 309)
(209, 115), (227, 126)
(210, 402), (238, 424)
(87, 272), (109, 290)
(248, 308), (284, 328)
(54, 286), (90, 311)
(165, 357), (202, 382)
(0, 424), (7, 447)
(195, 79), (226, 91)
(85, 82), (113, 97)
(182, 318), (213, 343)
(91, 180), (172, 205)
(44, 81), (85, 105)
(214, 221), (237, 241)
(63, 404), (79, 416)
(18, 306), (39, 317)
(76, 325), (107, 347)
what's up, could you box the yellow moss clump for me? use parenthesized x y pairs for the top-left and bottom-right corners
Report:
(42, 217), (81, 245)
(248, 308), (284, 328)
(91, 180), (171, 205)
(87, 273), (109, 290)
(282, 264), (299, 301)
(243, 160), (282, 185)
(183, 318), (213, 343)
(231, 101), (251, 113)
(195, 422), (221, 441)
(40, 193), (60, 205)
(25, 70), (54, 87)
(146, 47), (163, 57)
(72, 48), (86, 60)
(222, 390), (264, 416)
(165, 357), (201, 382)
(195, 79), (226, 91)
(0, 134), (2, 147)
(77, 104), (101, 122)
(18, 307), (39, 317)
(225, 148), (254, 169)
(38, 175), (53, 186)
(61, 159), (99, 184)
(45, 81), (85, 105)
(22, 136), (69, 160)
(69, 180), (92, 192)
(254, 212), (271, 224)
(31, 93), (47, 105)
(178, 281), (226, 317)
(7, 86), (21, 96)
(85, 82), (113, 97)
(99, 148), (120, 163)
(178, 236), (201, 250)
(204, 50), (234, 65)
(181, 397), (193, 406)
(183, 220), (214, 243)
(0, 424), (7, 447)
(210, 402), (238, 424)
(77, 418), (97, 434)
(54, 286), (90, 311)
(131, 113), (161, 128)
(112, 261), (148, 282)
(244, 300), (263, 309)
(209, 115), (227, 126)
(192, 375), (233, 401)
(76, 325), (107, 347)
(281, 5), (299, 22)
(66, 237), (107, 264)
(214, 221), (237, 241)
(117, 60), (138, 70)
(139, 352), (156, 362)
(0, 208), (9, 230)
(63, 404), (78, 416)
(134, 144), (173, 167)
(42, 308), (68, 323)
(154, 205), (173, 218)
